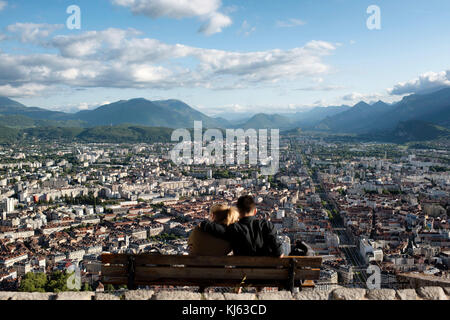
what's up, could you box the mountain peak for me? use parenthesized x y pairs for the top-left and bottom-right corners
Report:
(0, 96), (26, 107)
(72, 98), (222, 128)
(372, 100), (391, 109)
(241, 113), (292, 130)
(121, 98), (151, 104)
(352, 101), (371, 109)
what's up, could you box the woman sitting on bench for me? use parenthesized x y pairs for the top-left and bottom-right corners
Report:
(188, 203), (239, 256)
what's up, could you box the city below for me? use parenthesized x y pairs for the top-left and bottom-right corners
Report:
(0, 134), (448, 292)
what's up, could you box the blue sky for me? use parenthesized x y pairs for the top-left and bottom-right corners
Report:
(0, 0), (449, 116)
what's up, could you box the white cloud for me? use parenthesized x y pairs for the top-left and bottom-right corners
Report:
(0, 26), (337, 97)
(72, 101), (111, 112)
(276, 18), (306, 28)
(6, 23), (64, 44)
(297, 85), (344, 91)
(193, 40), (336, 84)
(342, 92), (384, 103)
(112, 0), (231, 35)
(199, 102), (322, 117)
(0, 83), (50, 97)
(222, 5), (238, 15)
(336, 70), (450, 107)
(198, 12), (232, 36)
(388, 70), (450, 95)
(0, 1), (7, 11)
(112, 0), (220, 18)
(44, 101), (113, 113)
(197, 103), (247, 114)
(75, 102), (90, 111)
(50, 28), (142, 58)
(238, 20), (256, 37)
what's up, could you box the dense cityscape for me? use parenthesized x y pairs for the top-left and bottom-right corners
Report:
(1, 0), (449, 311)
(0, 134), (448, 292)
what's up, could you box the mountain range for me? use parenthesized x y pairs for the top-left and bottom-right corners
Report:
(315, 88), (450, 134)
(359, 120), (450, 144)
(0, 87), (449, 142)
(315, 100), (394, 133)
(0, 97), (224, 129)
(0, 96), (351, 131)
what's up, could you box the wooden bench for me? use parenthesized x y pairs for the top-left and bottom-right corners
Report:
(101, 253), (322, 293)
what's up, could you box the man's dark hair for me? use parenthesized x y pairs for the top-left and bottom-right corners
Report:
(237, 195), (256, 215)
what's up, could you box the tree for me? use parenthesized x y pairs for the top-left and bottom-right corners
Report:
(45, 270), (72, 292)
(105, 284), (115, 292)
(326, 210), (333, 220)
(82, 283), (92, 291)
(19, 273), (47, 292)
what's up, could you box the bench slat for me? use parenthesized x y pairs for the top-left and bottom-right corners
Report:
(102, 276), (128, 285)
(102, 254), (128, 264)
(102, 265), (321, 281)
(134, 266), (320, 282)
(103, 278), (316, 288)
(301, 280), (316, 288)
(101, 254), (323, 290)
(102, 254), (322, 268)
(134, 279), (293, 288)
(102, 265), (128, 277)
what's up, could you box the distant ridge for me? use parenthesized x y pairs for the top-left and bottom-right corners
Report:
(70, 98), (224, 128)
(388, 120), (450, 143)
(0, 97), (225, 129)
(0, 125), (173, 144)
(239, 113), (292, 130)
(315, 101), (394, 133)
(0, 87), (449, 134)
(0, 97), (68, 121)
(360, 120), (450, 143)
(313, 88), (450, 134)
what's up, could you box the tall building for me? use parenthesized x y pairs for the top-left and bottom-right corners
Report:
(3, 198), (16, 213)
(360, 238), (383, 264)
(276, 210), (285, 219)
(319, 269), (338, 285)
(338, 265), (354, 284)
(283, 215), (299, 229)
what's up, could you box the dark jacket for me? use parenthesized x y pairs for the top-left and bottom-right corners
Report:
(199, 216), (283, 257)
(291, 240), (315, 256)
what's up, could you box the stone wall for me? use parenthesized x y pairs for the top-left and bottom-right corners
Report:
(397, 273), (450, 289)
(0, 286), (448, 300)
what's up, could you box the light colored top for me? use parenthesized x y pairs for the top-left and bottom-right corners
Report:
(188, 226), (232, 256)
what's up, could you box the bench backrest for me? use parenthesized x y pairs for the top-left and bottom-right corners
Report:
(101, 254), (322, 291)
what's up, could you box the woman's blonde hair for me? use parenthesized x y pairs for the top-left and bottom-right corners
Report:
(210, 203), (240, 226)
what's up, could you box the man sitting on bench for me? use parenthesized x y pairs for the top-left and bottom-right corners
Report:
(200, 195), (283, 257)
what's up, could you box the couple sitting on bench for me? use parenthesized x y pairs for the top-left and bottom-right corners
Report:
(100, 195), (319, 292)
(188, 195), (283, 257)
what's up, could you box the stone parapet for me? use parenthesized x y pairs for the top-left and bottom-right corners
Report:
(0, 286), (448, 300)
